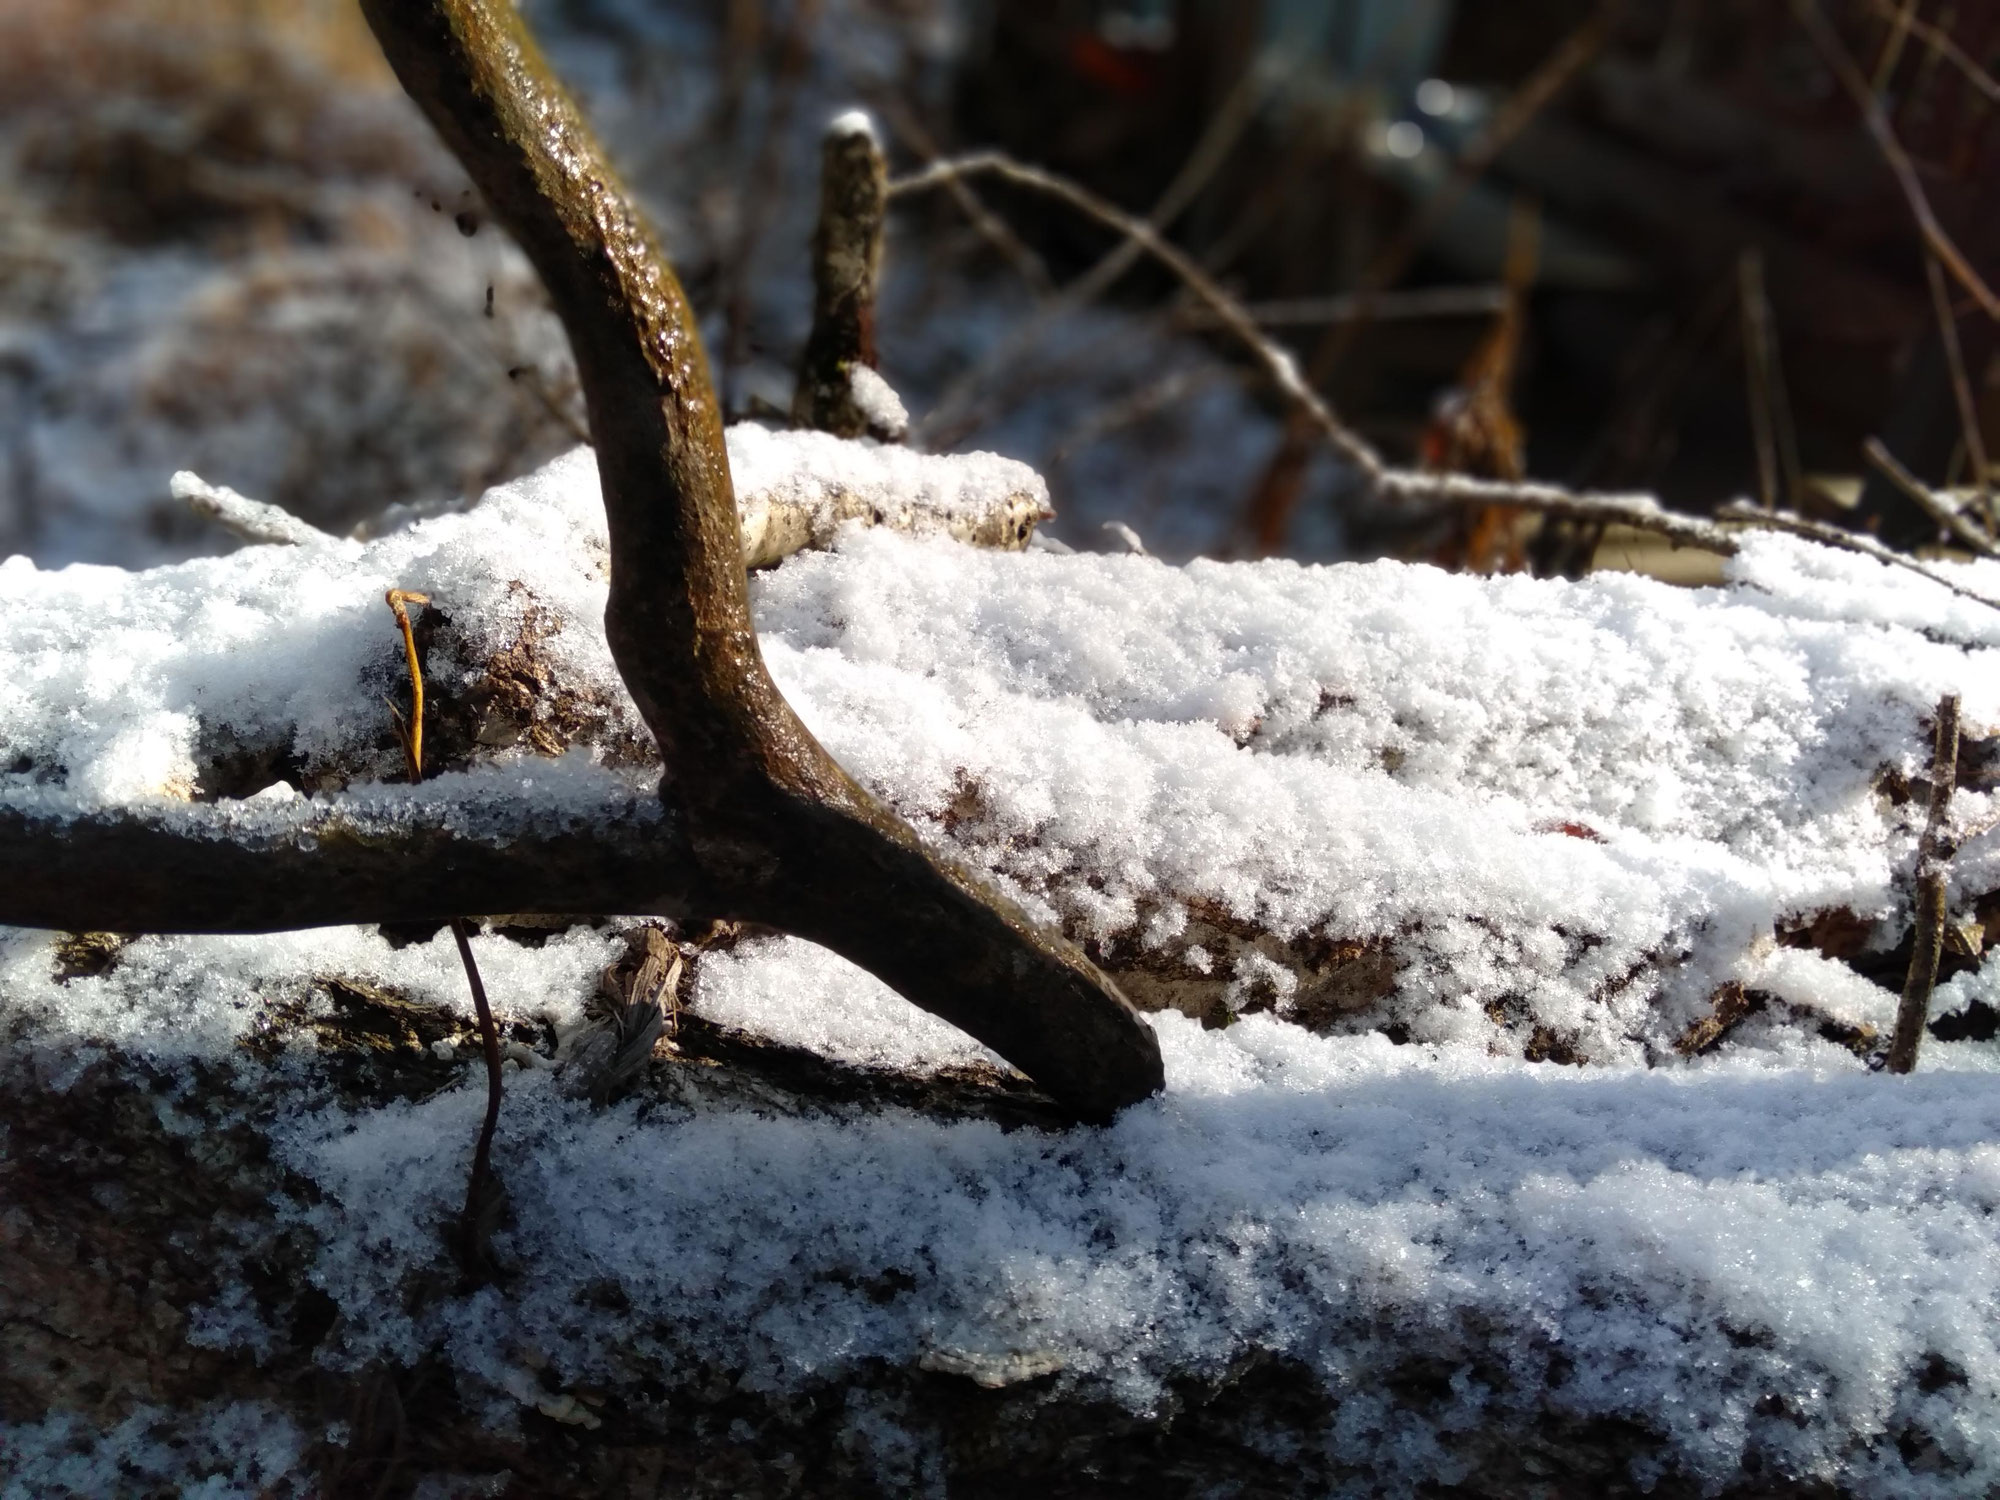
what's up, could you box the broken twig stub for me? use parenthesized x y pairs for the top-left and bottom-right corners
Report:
(793, 111), (897, 441)
(1888, 694), (1961, 1074)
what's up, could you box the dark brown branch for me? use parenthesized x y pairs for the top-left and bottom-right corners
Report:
(1888, 694), (1960, 1074)
(0, 790), (696, 932)
(792, 113), (895, 439)
(351, 0), (1162, 1120)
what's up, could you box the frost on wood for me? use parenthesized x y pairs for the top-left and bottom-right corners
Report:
(11, 442), (2000, 1492)
(171, 471), (338, 549)
(0, 433), (1044, 803)
(176, 422), (1041, 568)
(729, 423), (1040, 567)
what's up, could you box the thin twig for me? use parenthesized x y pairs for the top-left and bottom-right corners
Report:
(1889, 693), (1960, 1073)
(384, 588), (506, 1272)
(912, 63), (1270, 447)
(1175, 284), (1510, 330)
(1387, 471), (1742, 552)
(864, 89), (1052, 294)
(449, 913), (507, 1263)
(1926, 251), (1994, 526)
(1863, 0), (2000, 104)
(1738, 249), (1801, 511)
(1793, 0), (2000, 321)
(895, 147), (2000, 588)
(1717, 500), (2000, 613)
(174, 471), (337, 547)
(1870, 0), (1920, 89)
(892, 152), (1382, 477)
(1864, 437), (1998, 557)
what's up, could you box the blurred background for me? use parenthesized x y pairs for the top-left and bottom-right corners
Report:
(0, 0), (1992, 570)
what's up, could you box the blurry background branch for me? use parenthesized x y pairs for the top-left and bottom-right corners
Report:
(0, 0), (1993, 575)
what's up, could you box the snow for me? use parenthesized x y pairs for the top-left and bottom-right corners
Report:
(727, 421), (1040, 531)
(846, 362), (910, 440)
(826, 107), (881, 145)
(8, 439), (2000, 1492)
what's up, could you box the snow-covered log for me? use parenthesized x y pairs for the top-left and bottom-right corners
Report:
(10, 439), (2000, 1056)
(11, 437), (2000, 1492)
(10, 0), (2000, 1487)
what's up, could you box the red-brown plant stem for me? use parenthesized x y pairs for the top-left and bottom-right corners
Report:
(449, 915), (505, 1240)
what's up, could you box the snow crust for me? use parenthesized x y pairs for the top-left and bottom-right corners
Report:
(9, 441), (2000, 1491)
(727, 421), (1039, 528)
(752, 525), (2000, 1060)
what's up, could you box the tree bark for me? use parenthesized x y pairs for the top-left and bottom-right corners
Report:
(0, 0), (1163, 1120)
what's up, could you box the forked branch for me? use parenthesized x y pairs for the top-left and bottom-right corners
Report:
(0, 0), (1163, 1122)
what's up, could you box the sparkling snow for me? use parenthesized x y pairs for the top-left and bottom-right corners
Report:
(7, 441), (2000, 1493)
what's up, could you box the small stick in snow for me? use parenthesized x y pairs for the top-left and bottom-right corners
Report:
(173, 471), (335, 548)
(1715, 502), (2000, 615)
(1673, 980), (1758, 1058)
(1863, 438), (1998, 559)
(449, 915), (509, 1276)
(1888, 694), (1961, 1074)
(385, 588), (509, 1272)
(562, 925), (679, 1106)
(384, 589), (432, 775)
(793, 113), (900, 441)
